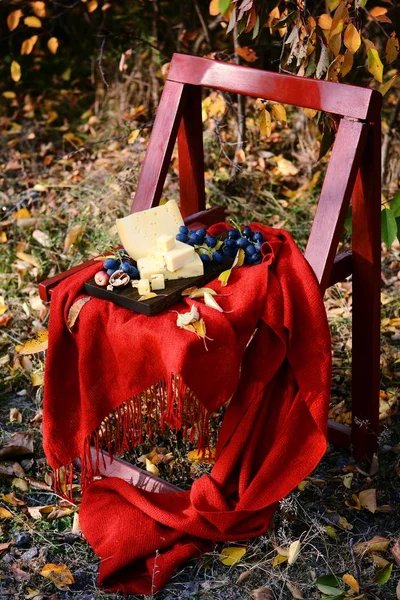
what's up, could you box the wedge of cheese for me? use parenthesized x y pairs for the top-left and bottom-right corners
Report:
(116, 200), (184, 261)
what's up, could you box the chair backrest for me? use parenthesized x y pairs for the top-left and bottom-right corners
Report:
(131, 53), (382, 291)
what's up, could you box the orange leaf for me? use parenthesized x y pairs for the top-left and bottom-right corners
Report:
(7, 9), (23, 31)
(11, 61), (21, 83)
(21, 35), (38, 56)
(40, 564), (74, 590)
(236, 46), (258, 62)
(342, 574), (359, 593)
(31, 1), (46, 17)
(344, 23), (361, 54)
(47, 37), (59, 54)
(24, 16), (42, 28)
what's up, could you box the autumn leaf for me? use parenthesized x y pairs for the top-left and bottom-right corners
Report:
(11, 61), (21, 83)
(87, 0), (98, 12)
(63, 224), (85, 252)
(13, 208), (31, 220)
(327, 0), (341, 10)
(187, 447), (216, 463)
(19, 330), (49, 355)
(0, 432), (34, 459)
(380, 75), (398, 97)
(342, 573), (359, 593)
(259, 108), (272, 137)
(344, 24), (361, 53)
(271, 103), (287, 124)
(375, 563), (393, 584)
(21, 36), (38, 56)
(31, 371), (44, 386)
(9, 408), (22, 423)
(47, 37), (59, 54)
(67, 297), (91, 329)
(385, 35), (399, 65)
(236, 47), (258, 63)
(138, 292), (158, 301)
(250, 587), (275, 600)
(203, 291), (223, 312)
(8, 10), (23, 31)
(318, 14), (332, 30)
(219, 546), (246, 566)
(31, 1), (46, 17)
(354, 536), (390, 555)
(145, 458), (160, 476)
(16, 252), (41, 268)
(367, 48), (383, 83)
(127, 129), (140, 144)
(40, 564), (74, 590)
(209, 0), (220, 16)
(359, 488), (377, 513)
(0, 507), (13, 519)
(24, 16), (42, 28)
(288, 540), (301, 565)
(1, 492), (25, 506)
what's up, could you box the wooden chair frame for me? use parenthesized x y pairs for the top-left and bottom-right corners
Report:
(40, 53), (382, 463)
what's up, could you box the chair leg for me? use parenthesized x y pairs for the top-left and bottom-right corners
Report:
(351, 122), (381, 460)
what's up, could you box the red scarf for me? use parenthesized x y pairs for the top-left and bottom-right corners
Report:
(43, 224), (331, 594)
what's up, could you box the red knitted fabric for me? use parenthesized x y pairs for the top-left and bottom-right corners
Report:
(43, 223), (331, 595)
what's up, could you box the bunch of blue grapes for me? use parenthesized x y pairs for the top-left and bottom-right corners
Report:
(176, 225), (264, 265)
(103, 250), (139, 279)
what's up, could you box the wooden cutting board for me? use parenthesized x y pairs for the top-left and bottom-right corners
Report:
(84, 255), (234, 316)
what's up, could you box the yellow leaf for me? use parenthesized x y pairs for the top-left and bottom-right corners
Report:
(371, 553), (390, 568)
(3, 91), (16, 99)
(138, 292), (158, 301)
(327, 0), (340, 9)
(323, 525), (339, 539)
(367, 48), (383, 83)
(271, 103), (287, 124)
(275, 157), (298, 176)
(192, 318), (208, 339)
(272, 552), (288, 566)
(25, 588), (43, 600)
(0, 297), (8, 316)
(340, 52), (354, 77)
(67, 297), (91, 329)
(13, 208), (31, 220)
(87, 0), (98, 12)
(0, 507), (13, 519)
(342, 574), (359, 593)
(303, 108), (317, 119)
(63, 224), (85, 252)
(12, 477), (29, 491)
(345, 493), (362, 510)
(188, 287), (217, 299)
(259, 108), (271, 136)
(385, 35), (399, 65)
(359, 488), (377, 513)
(47, 37), (59, 54)
(31, 1), (46, 17)
(1, 492), (24, 506)
(343, 472), (353, 488)
(218, 269), (232, 287)
(21, 35), (38, 56)
(40, 564), (74, 589)
(19, 331), (49, 355)
(344, 23), (361, 54)
(288, 540), (301, 565)
(219, 546), (246, 566)
(187, 448), (216, 463)
(318, 14), (332, 30)
(206, 93), (226, 118)
(379, 75), (397, 97)
(7, 10), (23, 31)
(24, 16), (42, 28)
(11, 61), (21, 83)
(354, 536), (390, 555)
(16, 252), (41, 268)
(329, 32), (342, 57)
(209, 0), (220, 16)
(62, 131), (83, 146)
(127, 129), (140, 144)
(31, 371), (44, 386)
(145, 458), (160, 476)
(0, 232), (7, 243)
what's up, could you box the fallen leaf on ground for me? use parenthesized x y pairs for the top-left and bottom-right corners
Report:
(25, 588), (44, 600)
(63, 224), (85, 252)
(12, 477), (29, 492)
(145, 458), (160, 476)
(31, 371), (44, 386)
(372, 553), (390, 567)
(0, 432), (34, 458)
(0, 507), (13, 519)
(32, 230), (51, 247)
(0, 542), (13, 554)
(9, 564), (31, 581)
(354, 536), (390, 555)
(286, 581), (304, 598)
(236, 570), (251, 584)
(1, 492), (25, 506)
(16, 252), (41, 268)
(391, 539), (400, 565)
(359, 488), (377, 513)
(219, 546), (246, 566)
(19, 331), (48, 355)
(288, 540), (301, 565)
(40, 564), (74, 590)
(187, 448), (216, 463)
(67, 297), (91, 329)
(250, 587), (275, 600)
(27, 505), (73, 520)
(375, 563), (393, 584)
(9, 408), (22, 423)
(342, 573), (359, 592)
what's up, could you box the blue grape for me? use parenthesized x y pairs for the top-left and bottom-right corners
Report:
(179, 225), (189, 235)
(224, 247), (237, 258)
(212, 251), (224, 262)
(254, 241), (263, 252)
(228, 228), (240, 240)
(189, 233), (199, 244)
(205, 236), (217, 248)
(196, 228), (206, 238)
(176, 233), (188, 243)
(121, 261), (132, 273)
(245, 244), (256, 256)
(253, 231), (264, 243)
(225, 239), (236, 248)
(103, 258), (118, 270)
(128, 265), (139, 279)
(243, 226), (252, 238)
(200, 254), (211, 264)
(236, 237), (249, 249)
(107, 268), (118, 276)
(195, 234), (204, 245)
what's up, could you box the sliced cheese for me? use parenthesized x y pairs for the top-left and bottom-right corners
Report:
(150, 274), (165, 291)
(174, 253), (203, 278)
(116, 200), (184, 261)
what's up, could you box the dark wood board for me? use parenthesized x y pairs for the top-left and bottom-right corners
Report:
(84, 255), (234, 316)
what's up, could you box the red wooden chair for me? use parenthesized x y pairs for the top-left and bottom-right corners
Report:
(40, 53), (382, 467)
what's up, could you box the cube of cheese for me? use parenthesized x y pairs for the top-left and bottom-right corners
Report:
(174, 253), (204, 278)
(115, 200), (184, 261)
(137, 256), (178, 281)
(150, 274), (165, 291)
(137, 279), (150, 295)
(157, 235), (175, 252)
